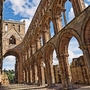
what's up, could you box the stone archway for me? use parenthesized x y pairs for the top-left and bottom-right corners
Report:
(45, 43), (57, 86)
(57, 29), (82, 88)
(3, 49), (23, 83)
(37, 51), (45, 85)
(81, 16), (90, 70)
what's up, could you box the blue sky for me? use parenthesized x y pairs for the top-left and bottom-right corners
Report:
(3, 0), (90, 70)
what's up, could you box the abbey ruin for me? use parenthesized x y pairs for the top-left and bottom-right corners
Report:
(0, 0), (90, 89)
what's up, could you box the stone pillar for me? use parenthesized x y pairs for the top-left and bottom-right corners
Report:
(45, 61), (51, 86)
(50, 60), (55, 84)
(35, 64), (38, 84)
(25, 70), (27, 83)
(63, 54), (72, 88)
(31, 45), (36, 54)
(58, 54), (72, 89)
(0, 61), (2, 85)
(54, 65), (59, 83)
(28, 69), (30, 83)
(42, 25), (50, 44)
(41, 61), (45, 85)
(58, 55), (67, 88)
(32, 66), (35, 84)
(80, 45), (90, 70)
(27, 70), (29, 83)
(38, 60), (45, 86)
(23, 70), (25, 83)
(37, 64), (42, 85)
(18, 59), (24, 83)
(30, 68), (33, 84)
(36, 37), (41, 50)
(53, 15), (63, 33)
(45, 60), (55, 86)
(15, 61), (18, 83)
(70, 0), (85, 16)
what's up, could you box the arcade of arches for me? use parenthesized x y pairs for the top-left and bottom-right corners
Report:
(0, 0), (90, 89)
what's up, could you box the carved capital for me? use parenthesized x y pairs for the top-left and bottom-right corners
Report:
(79, 44), (89, 50)
(54, 14), (62, 20)
(42, 29), (49, 33)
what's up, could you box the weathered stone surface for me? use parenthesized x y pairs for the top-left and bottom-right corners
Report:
(0, 0), (90, 89)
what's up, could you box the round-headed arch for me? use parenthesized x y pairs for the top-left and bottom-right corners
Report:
(3, 49), (20, 62)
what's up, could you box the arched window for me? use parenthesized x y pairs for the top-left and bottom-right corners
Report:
(9, 35), (16, 44)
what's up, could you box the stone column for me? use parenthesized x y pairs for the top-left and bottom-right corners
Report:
(27, 70), (29, 83)
(80, 45), (90, 70)
(36, 37), (41, 50)
(53, 15), (63, 33)
(57, 55), (66, 88)
(0, 62), (1, 74)
(54, 65), (59, 83)
(15, 61), (18, 83)
(57, 54), (72, 89)
(30, 68), (33, 84)
(35, 64), (38, 84)
(32, 66), (35, 84)
(45, 61), (51, 86)
(18, 58), (24, 83)
(41, 61), (45, 85)
(42, 25), (50, 44)
(25, 70), (27, 83)
(37, 64), (42, 85)
(45, 60), (55, 86)
(63, 54), (72, 88)
(50, 60), (55, 84)
(80, 45), (90, 83)
(28, 69), (30, 83)
(23, 71), (25, 83)
(31, 45), (36, 54)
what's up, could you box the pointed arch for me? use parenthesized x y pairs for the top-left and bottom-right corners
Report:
(57, 28), (82, 54)
(9, 35), (16, 44)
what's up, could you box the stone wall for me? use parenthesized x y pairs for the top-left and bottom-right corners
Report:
(71, 56), (90, 84)
(2, 20), (25, 56)
(1, 71), (9, 85)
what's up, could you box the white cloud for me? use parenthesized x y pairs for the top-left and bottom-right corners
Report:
(7, 0), (41, 32)
(68, 1), (90, 22)
(87, 0), (90, 2)
(68, 7), (75, 22)
(68, 37), (83, 64)
(68, 50), (83, 64)
(53, 50), (59, 65)
(85, 3), (89, 7)
(20, 18), (32, 33)
(3, 56), (16, 70)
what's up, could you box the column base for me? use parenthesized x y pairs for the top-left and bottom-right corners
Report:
(63, 85), (74, 90)
(48, 83), (56, 88)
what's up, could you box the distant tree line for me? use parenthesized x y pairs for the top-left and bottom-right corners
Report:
(3, 69), (15, 83)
